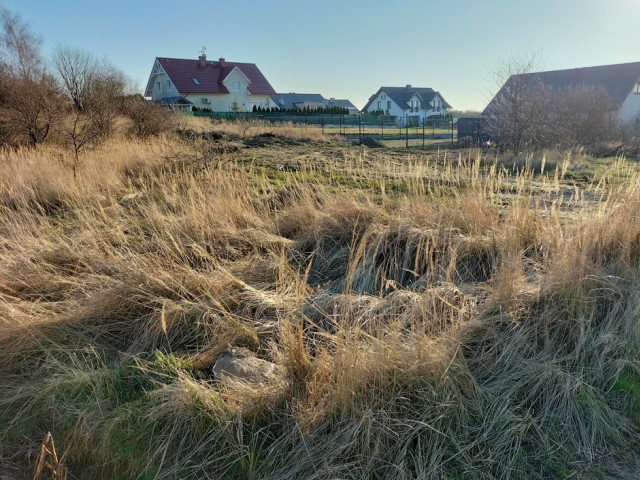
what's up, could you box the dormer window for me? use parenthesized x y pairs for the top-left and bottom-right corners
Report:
(231, 81), (241, 92)
(192, 78), (200, 85)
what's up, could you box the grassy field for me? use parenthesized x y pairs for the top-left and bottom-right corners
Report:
(2, 118), (640, 479)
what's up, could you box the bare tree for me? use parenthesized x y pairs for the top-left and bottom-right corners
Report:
(0, 9), (42, 80)
(0, 74), (61, 145)
(83, 66), (127, 137)
(485, 53), (557, 154)
(53, 46), (128, 137)
(0, 9), (62, 147)
(554, 85), (619, 147)
(52, 45), (93, 110)
(62, 109), (103, 178)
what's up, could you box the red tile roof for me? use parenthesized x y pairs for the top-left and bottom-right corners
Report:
(156, 57), (276, 95)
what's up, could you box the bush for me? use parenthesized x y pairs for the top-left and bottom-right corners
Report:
(124, 96), (174, 139)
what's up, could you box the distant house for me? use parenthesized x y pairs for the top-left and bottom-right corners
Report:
(269, 93), (327, 111)
(269, 93), (359, 114)
(145, 54), (276, 112)
(326, 98), (359, 115)
(362, 85), (452, 126)
(483, 61), (640, 124)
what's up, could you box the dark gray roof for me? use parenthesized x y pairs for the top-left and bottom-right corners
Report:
(483, 61), (640, 115)
(271, 93), (327, 109)
(270, 93), (358, 111)
(327, 98), (358, 110)
(363, 86), (452, 112)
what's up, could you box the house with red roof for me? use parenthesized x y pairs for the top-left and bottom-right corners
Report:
(145, 53), (276, 112)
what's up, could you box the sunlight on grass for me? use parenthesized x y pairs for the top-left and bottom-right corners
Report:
(2, 122), (640, 479)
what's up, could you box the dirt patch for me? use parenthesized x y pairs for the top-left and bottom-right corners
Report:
(243, 132), (307, 148)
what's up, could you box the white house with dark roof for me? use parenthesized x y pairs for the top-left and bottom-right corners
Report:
(483, 61), (640, 124)
(362, 85), (452, 126)
(145, 54), (276, 112)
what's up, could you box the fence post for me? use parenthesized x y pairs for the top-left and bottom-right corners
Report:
(405, 114), (408, 148)
(451, 118), (454, 148)
(422, 117), (425, 148)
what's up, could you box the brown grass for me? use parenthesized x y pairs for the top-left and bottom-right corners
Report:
(1, 125), (640, 479)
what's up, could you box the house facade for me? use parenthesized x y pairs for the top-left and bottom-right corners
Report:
(362, 85), (452, 126)
(145, 54), (276, 112)
(483, 61), (640, 124)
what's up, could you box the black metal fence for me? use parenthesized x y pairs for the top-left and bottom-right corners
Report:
(456, 117), (490, 144)
(192, 111), (459, 147)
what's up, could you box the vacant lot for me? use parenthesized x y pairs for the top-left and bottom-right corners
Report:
(2, 121), (640, 479)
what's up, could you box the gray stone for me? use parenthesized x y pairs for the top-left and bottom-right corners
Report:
(212, 348), (288, 387)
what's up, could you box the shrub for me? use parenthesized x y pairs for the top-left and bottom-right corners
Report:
(124, 96), (174, 139)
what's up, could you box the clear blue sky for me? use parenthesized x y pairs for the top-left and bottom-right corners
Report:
(1, 0), (639, 111)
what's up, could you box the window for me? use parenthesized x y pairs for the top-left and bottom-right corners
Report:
(231, 81), (241, 92)
(156, 81), (162, 92)
(635, 82), (640, 94)
(192, 78), (200, 85)
(377, 101), (381, 109)
(166, 80), (171, 90)
(387, 100), (391, 110)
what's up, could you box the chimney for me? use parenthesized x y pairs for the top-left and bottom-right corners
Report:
(219, 57), (226, 67)
(198, 53), (207, 67)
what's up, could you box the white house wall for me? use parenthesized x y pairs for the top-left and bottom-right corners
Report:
(617, 87), (640, 123)
(366, 92), (404, 118)
(186, 93), (271, 112)
(149, 72), (179, 101)
(146, 62), (179, 101)
(184, 93), (270, 112)
(365, 90), (449, 125)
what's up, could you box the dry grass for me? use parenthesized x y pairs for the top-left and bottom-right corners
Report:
(1, 125), (640, 479)
(178, 115), (334, 142)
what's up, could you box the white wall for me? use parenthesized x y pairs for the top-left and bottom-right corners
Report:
(617, 85), (640, 123)
(366, 91), (402, 116)
(149, 71), (178, 101)
(365, 90), (448, 125)
(184, 93), (270, 112)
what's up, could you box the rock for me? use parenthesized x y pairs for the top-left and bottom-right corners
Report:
(212, 348), (288, 387)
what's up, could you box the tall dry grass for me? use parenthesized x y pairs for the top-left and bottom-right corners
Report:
(1, 131), (640, 479)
